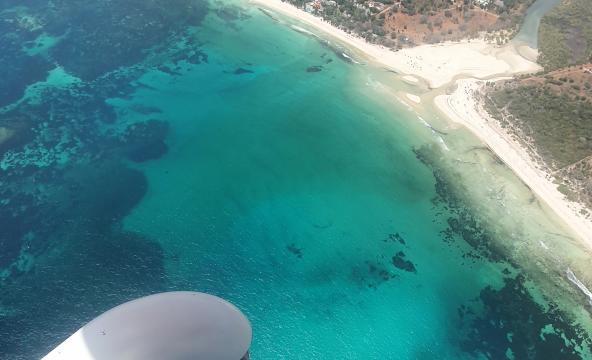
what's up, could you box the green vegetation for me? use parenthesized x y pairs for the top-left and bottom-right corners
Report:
(398, 0), (452, 16)
(485, 81), (592, 213)
(485, 0), (535, 26)
(285, 0), (535, 47)
(485, 85), (592, 169)
(485, 83), (592, 210)
(538, 0), (592, 70)
(485, 0), (592, 210)
(556, 157), (592, 210)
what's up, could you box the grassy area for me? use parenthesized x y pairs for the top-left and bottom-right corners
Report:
(538, 0), (592, 70)
(484, 0), (592, 210)
(484, 81), (592, 210)
(485, 84), (592, 169)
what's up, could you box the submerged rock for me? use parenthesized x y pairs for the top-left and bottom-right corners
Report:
(233, 67), (254, 75)
(306, 65), (322, 73)
(353, 260), (397, 289)
(388, 232), (406, 245)
(122, 119), (169, 162)
(287, 243), (303, 258)
(392, 251), (416, 273)
(459, 275), (591, 359)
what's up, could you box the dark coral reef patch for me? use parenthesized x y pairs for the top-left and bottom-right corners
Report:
(414, 144), (592, 358)
(121, 119), (169, 162)
(0, 1), (215, 358)
(459, 275), (592, 359)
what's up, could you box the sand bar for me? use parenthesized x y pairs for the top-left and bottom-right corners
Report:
(402, 75), (419, 84)
(405, 93), (421, 104)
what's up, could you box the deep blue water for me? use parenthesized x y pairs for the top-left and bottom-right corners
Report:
(0, 0), (591, 359)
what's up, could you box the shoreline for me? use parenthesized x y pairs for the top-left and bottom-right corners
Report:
(251, 0), (541, 88)
(251, 0), (592, 249)
(434, 79), (592, 249)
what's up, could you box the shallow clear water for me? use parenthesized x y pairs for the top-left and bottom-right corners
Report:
(0, 1), (591, 359)
(514, 0), (562, 48)
(121, 16), (504, 357)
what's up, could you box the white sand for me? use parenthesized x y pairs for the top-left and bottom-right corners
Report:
(392, 41), (542, 88)
(435, 79), (592, 249)
(405, 93), (421, 104)
(402, 75), (419, 84)
(253, 0), (592, 248)
(252, 0), (541, 88)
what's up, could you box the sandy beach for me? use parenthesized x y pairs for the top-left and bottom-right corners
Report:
(252, 0), (592, 249)
(252, 0), (541, 88)
(405, 93), (421, 104)
(435, 80), (592, 248)
(401, 75), (419, 84)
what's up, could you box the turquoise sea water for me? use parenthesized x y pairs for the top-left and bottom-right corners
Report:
(1, 0), (592, 358)
(120, 13), (501, 357)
